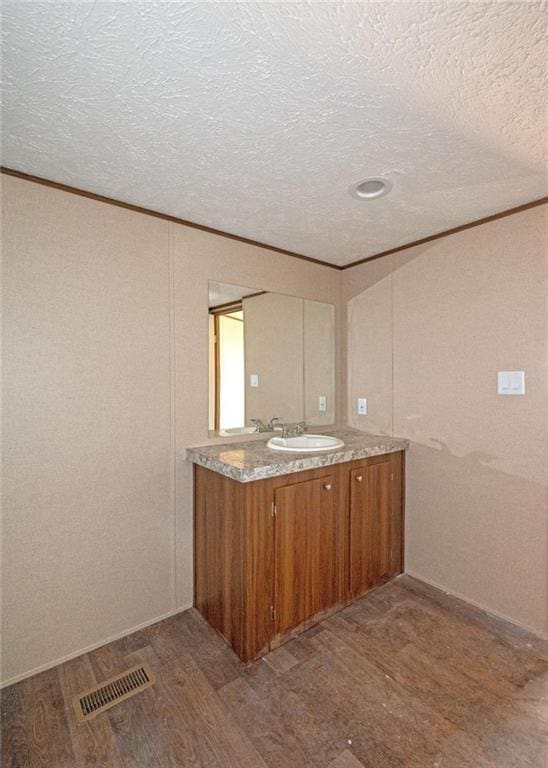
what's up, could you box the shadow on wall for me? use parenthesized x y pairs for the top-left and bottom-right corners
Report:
(344, 240), (437, 300)
(404, 438), (547, 636)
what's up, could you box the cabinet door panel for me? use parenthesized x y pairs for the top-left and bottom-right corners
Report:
(350, 460), (393, 595)
(274, 475), (338, 636)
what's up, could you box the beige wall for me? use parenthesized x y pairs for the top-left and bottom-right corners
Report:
(1, 175), (341, 685)
(244, 292), (304, 424)
(343, 205), (548, 636)
(243, 293), (336, 427)
(304, 299), (336, 426)
(1, 177), (174, 686)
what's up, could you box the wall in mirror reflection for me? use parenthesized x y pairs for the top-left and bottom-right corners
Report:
(209, 282), (335, 436)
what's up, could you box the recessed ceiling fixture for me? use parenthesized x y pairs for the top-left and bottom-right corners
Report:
(350, 177), (392, 200)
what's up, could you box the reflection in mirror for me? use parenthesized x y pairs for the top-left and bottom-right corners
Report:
(208, 282), (335, 436)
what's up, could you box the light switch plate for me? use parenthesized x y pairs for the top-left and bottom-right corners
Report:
(497, 371), (525, 395)
(358, 397), (368, 415)
(318, 395), (327, 412)
(250, 374), (259, 388)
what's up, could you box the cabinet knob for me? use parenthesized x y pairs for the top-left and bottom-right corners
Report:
(323, 483), (332, 491)
(356, 475), (363, 482)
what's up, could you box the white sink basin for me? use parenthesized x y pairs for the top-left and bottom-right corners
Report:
(267, 434), (345, 453)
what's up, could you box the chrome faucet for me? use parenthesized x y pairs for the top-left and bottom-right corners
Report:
(250, 418), (269, 433)
(251, 417), (282, 433)
(280, 421), (306, 438)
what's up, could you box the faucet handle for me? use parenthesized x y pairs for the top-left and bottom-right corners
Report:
(280, 421), (306, 438)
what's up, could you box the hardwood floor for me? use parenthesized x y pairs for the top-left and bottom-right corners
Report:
(2, 576), (547, 768)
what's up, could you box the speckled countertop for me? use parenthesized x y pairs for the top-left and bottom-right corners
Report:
(187, 428), (408, 483)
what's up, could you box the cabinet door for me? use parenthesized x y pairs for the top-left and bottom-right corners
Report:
(350, 459), (395, 596)
(273, 474), (339, 637)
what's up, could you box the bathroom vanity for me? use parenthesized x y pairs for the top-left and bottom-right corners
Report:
(188, 429), (407, 663)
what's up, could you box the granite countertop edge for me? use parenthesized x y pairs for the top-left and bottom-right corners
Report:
(187, 430), (409, 483)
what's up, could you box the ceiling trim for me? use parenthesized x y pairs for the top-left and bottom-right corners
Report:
(2, 167), (546, 271)
(341, 197), (548, 270)
(0, 166), (338, 271)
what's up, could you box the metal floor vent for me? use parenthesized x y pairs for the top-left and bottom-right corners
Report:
(73, 664), (154, 723)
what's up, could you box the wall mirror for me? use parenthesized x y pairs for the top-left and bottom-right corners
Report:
(209, 281), (335, 436)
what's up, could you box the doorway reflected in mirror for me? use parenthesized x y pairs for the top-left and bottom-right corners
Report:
(208, 281), (335, 436)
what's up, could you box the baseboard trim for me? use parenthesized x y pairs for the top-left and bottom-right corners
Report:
(404, 569), (547, 641)
(5, 573), (546, 687)
(1, 602), (193, 689)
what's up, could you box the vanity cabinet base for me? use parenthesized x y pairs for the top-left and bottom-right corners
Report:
(194, 451), (404, 663)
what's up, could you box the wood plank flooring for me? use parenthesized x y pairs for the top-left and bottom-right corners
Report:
(2, 576), (547, 768)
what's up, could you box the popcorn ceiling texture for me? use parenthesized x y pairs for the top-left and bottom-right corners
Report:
(2, 0), (546, 265)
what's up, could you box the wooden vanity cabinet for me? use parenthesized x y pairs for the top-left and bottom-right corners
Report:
(349, 454), (404, 598)
(272, 472), (346, 644)
(194, 451), (404, 663)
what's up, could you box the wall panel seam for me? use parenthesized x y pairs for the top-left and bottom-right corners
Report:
(168, 222), (177, 609)
(390, 255), (394, 437)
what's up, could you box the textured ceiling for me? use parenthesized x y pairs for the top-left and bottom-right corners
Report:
(2, 1), (546, 266)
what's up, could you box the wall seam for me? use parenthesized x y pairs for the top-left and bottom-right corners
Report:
(168, 222), (177, 609)
(390, 254), (395, 437)
(338, 267), (344, 426)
